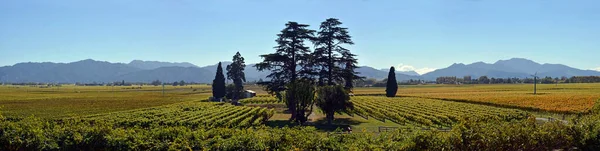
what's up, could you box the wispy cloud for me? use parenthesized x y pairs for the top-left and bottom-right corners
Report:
(397, 63), (437, 75)
(592, 67), (600, 72)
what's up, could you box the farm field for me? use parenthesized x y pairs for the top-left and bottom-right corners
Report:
(0, 84), (211, 118)
(79, 101), (274, 128)
(245, 96), (529, 131)
(1, 84), (600, 150)
(354, 83), (600, 113)
(349, 96), (529, 128)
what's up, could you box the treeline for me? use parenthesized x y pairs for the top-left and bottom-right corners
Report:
(435, 76), (600, 84)
(352, 76), (600, 87)
(565, 76), (600, 83)
(435, 76), (561, 84)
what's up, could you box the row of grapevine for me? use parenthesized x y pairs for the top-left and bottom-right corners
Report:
(79, 101), (275, 128)
(349, 96), (529, 128)
(239, 97), (280, 104)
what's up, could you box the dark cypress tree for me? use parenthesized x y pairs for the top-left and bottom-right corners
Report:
(212, 62), (226, 100)
(226, 52), (246, 100)
(386, 66), (398, 97)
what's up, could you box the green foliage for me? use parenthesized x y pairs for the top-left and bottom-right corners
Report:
(226, 52), (246, 100)
(239, 97), (279, 104)
(212, 62), (226, 99)
(79, 101), (273, 128)
(225, 84), (236, 100)
(316, 85), (353, 125)
(350, 96), (529, 127)
(254, 21), (316, 95)
(285, 80), (316, 124)
(385, 67), (398, 97)
(313, 18), (360, 86)
(2, 110), (600, 150)
(413, 118), (580, 151)
(567, 76), (600, 83)
(151, 80), (161, 86)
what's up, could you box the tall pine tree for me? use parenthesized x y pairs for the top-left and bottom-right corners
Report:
(340, 49), (363, 91)
(226, 52), (246, 100)
(311, 18), (364, 126)
(212, 62), (226, 100)
(313, 18), (355, 85)
(255, 21), (315, 122)
(386, 66), (398, 97)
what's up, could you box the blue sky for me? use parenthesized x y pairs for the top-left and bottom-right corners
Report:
(1, 0), (599, 74)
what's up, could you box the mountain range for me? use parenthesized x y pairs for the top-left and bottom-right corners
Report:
(421, 58), (600, 80)
(0, 58), (598, 83)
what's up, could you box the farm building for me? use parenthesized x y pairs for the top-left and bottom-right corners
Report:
(244, 90), (256, 98)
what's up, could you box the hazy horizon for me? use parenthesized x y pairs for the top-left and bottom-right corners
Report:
(2, 0), (599, 73)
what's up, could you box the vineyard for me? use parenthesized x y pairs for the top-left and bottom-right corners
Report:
(349, 96), (529, 128)
(0, 85), (213, 118)
(79, 101), (275, 128)
(353, 84), (600, 113)
(1, 84), (600, 150)
(239, 97), (280, 104)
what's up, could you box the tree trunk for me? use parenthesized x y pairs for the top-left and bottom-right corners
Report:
(328, 43), (333, 85)
(289, 100), (296, 121)
(327, 110), (334, 125)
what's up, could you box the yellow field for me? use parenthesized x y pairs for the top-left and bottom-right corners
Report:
(1, 83), (598, 119)
(0, 84), (211, 118)
(354, 83), (600, 113)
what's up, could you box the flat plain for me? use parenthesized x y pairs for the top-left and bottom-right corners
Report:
(1, 83), (599, 150)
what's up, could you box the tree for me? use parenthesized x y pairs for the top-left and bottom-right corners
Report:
(225, 84), (236, 100)
(312, 18), (355, 85)
(151, 80), (161, 86)
(464, 76), (472, 84)
(316, 85), (352, 125)
(172, 81), (179, 86)
(386, 66), (398, 97)
(212, 62), (226, 100)
(478, 76), (490, 84)
(340, 50), (364, 91)
(255, 21), (315, 121)
(179, 80), (185, 86)
(285, 80), (316, 124)
(226, 52), (246, 100)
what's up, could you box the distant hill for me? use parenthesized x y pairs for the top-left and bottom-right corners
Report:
(379, 68), (420, 76)
(127, 60), (198, 70)
(118, 66), (213, 83)
(358, 66), (422, 81)
(1, 58), (598, 83)
(422, 58), (600, 80)
(0, 59), (142, 83)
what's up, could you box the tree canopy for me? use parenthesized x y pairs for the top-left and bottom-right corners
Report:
(255, 19), (361, 124)
(255, 21), (316, 122)
(212, 62), (226, 99)
(226, 52), (246, 100)
(386, 66), (398, 97)
(316, 85), (353, 125)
